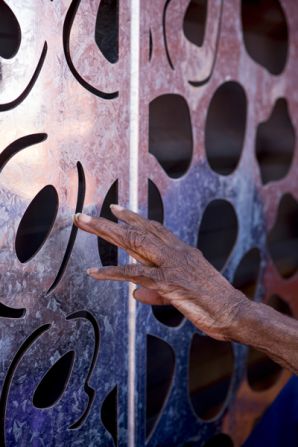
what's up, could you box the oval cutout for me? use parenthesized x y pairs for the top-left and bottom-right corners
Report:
(0, 1), (21, 59)
(189, 334), (234, 420)
(247, 295), (292, 391)
(33, 350), (75, 408)
(267, 194), (298, 278)
(146, 335), (175, 439)
(232, 248), (261, 299)
(256, 99), (295, 184)
(149, 94), (193, 178)
(241, 0), (288, 75)
(205, 82), (247, 175)
(183, 0), (208, 47)
(95, 0), (119, 64)
(98, 180), (118, 266)
(15, 185), (59, 263)
(197, 199), (238, 271)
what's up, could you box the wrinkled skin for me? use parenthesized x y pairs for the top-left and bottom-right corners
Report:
(74, 205), (298, 374)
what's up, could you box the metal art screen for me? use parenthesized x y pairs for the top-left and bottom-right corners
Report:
(0, 1), (297, 446)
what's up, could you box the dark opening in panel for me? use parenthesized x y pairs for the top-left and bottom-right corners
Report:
(98, 180), (118, 266)
(15, 185), (59, 263)
(101, 386), (118, 446)
(189, 334), (234, 420)
(205, 82), (247, 175)
(0, 303), (26, 319)
(197, 199), (238, 271)
(183, 0), (208, 47)
(232, 248), (261, 299)
(146, 335), (175, 439)
(95, 0), (119, 64)
(241, 0), (288, 75)
(33, 350), (75, 408)
(0, 1), (21, 59)
(149, 94), (193, 178)
(203, 433), (234, 447)
(148, 179), (184, 327)
(247, 294), (292, 391)
(267, 194), (298, 278)
(256, 98), (295, 184)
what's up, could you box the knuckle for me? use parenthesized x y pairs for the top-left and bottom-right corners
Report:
(126, 229), (147, 251)
(149, 220), (163, 231)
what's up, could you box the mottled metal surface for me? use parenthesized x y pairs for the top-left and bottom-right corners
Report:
(0, 1), (130, 446)
(0, 1), (298, 447)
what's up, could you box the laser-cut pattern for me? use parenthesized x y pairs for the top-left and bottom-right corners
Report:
(0, 1), (297, 446)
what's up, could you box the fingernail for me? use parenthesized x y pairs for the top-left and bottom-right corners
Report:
(110, 204), (124, 212)
(87, 268), (98, 275)
(77, 213), (92, 224)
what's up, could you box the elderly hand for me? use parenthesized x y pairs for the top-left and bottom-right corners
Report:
(73, 205), (245, 341)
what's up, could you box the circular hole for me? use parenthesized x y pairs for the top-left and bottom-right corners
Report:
(205, 81), (247, 175)
(241, 0), (288, 75)
(15, 185), (59, 263)
(149, 94), (193, 179)
(188, 334), (234, 421)
(197, 199), (238, 271)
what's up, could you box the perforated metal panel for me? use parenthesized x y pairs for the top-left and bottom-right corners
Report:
(0, 1), (297, 446)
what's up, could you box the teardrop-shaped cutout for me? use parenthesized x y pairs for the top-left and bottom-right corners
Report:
(267, 194), (298, 278)
(95, 0), (119, 64)
(149, 94), (193, 178)
(183, 0), (208, 47)
(146, 335), (175, 439)
(247, 295), (292, 391)
(101, 386), (118, 446)
(189, 334), (234, 420)
(98, 180), (118, 266)
(232, 248), (261, 299)
(0, 1), (21, 59)
(148, 180), (184, 326)
(15, 185), (59, 263)
(197, 199), (238, 271)
(203, 433), (234, 447)
(256, 99), (295, 184)
(241, 0), (288, 75)
(205, 81), (247, 175)
(33, 350), (75, 408)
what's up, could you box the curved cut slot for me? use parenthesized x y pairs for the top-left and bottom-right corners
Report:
(149, 94), (193, 178)
(202, 433), (234, 447)
(95, 0), (119, 64)
(33, 351), (75, 408)
(0, 1), (21, 59)
(232, 248), (261, 299)
(205, 81), (247, 175)
(146, 335), (175, 439)
(247, 295), (292, 391)
(256, 99), (295, 184)
(15, 185), (59, 263)
(183, 0), (207, 47)
(189, 334), (234, 421)
(101, 386), (118, 446)
(267, 194), (298, 278)
(98, 180), (118, 266)
(148, 180), (184, 326)
(241, 0), (288, 75)
(0, 302), (26, 319)
(197, 199), (238, 271)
